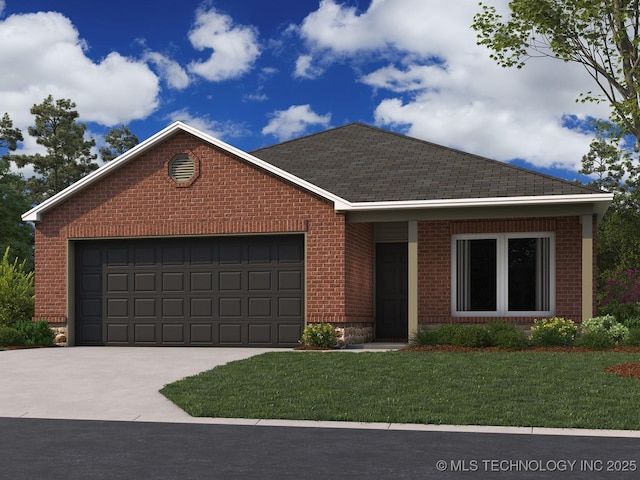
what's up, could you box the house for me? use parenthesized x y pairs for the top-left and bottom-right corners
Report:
(22, 122), (613, 347)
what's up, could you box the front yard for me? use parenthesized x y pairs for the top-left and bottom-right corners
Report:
(160, 350), (640, 430)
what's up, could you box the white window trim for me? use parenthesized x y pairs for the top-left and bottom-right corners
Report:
(451, 232), (555, 317)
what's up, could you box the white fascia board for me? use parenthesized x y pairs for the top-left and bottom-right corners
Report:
(336, 193), (614, 212)
(22, 121), (350, 222)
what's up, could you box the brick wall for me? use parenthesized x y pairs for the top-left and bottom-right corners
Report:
(418, 217), (585, 325)
(345, 222), (374, 323)
(34, 132), (365, 326)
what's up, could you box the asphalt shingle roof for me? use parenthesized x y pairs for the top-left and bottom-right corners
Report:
(250, 123), (601, 203)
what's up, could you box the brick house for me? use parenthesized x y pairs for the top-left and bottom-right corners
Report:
(22, 122), (612, 347)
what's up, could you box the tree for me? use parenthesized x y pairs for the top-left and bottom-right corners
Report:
(99, 124), (139, 162)
(10, 95), (98, 203)
(472, 1), (640, 148)
(0, 114), (33, 270)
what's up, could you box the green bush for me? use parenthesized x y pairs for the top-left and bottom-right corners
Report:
(409, 328), (440, 347)
(623, 317), (640, 329)
(600, 302), (640, 324)
(0, 246), (34, 327)
(300, 323), (338, 348)
(529, 317), (577, 347)
(14, 320), (54, 346)
(432, 323), (491, 348)
(0, 326), (26, 347)
(581, 315), (629, 345)
(577, 330), (615, 350)
(624, 328), (640, 347)
(492, 328), (528, 350)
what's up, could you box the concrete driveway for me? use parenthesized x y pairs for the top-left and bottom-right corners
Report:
(0, 347), (278, 423)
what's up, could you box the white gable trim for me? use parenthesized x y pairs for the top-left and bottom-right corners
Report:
(21, 121), (350, 222)
(21, 121), (613, 222)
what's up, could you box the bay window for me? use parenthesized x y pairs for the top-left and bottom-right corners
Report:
(452, 233), (554, 316)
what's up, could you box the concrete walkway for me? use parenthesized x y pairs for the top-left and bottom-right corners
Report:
(2, 346), (640, 438)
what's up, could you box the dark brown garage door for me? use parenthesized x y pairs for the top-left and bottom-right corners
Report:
(74, 235), (304, 346)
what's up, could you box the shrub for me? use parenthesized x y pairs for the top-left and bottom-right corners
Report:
(578, 330), (615, 350)
(13, 320), (54, 346)
(492, 329), (528, 350)
(0, 247), (35, 328)
(300, 323), (338, 348)
(432, 323), (491, 348)
(409, 328), (440, 347)
(624, 328), (640, 347)
(623, 317), (640, 329)
(581, 315), (629, 345)
(0, 326), (25, 347)
(529, 317), (577, 347)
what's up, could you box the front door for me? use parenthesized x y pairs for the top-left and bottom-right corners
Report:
(375, 243), (408, 340)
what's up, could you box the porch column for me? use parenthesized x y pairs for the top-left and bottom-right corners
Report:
(408, 220), (419, 338)
(581, 215), (594, 320)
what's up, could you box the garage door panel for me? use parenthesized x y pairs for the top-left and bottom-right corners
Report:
(107, 298), (129, 317)
(191, 272), (212, 291)
(107, 248), (128, 266)
(278, 324), (303, 344)
(162, 298), (185, 317)
(219, 271), (241, 290)
(107, 273), (128, 292)
(134, 324), (156, 343)
(248, 324), (271, 343)
(162, 324), (184, 343)
(135, 298), (156, 317)
(75, 235), (304, 346)
(191, 298), (213, 317)
(219, 324), (242, 344)
(248, 271), (271, 290)
(135, 273), (156, 291)
(249, 297), (272, 317)
(279, 297), (302, 317)
(219, 298), (242, 317)
(162, 272), (184, 291)
(190, 323), (214, 344)
(107, 324), (129, 343)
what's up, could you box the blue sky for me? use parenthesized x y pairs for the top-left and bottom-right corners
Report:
(1, 0), (609, 180)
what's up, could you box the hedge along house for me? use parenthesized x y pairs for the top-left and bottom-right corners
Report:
(22, 122), (612, 347)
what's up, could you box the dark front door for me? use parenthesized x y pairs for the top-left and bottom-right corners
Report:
(375, 243), (408, 340)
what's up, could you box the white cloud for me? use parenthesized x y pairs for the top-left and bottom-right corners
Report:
(262, 105), (331, 141)
(188, 7), (261, 82)
(0, 12), (160, 128)
(144, 51), (191, 90)
(0, 1), (5, 17)
(296, 0), (611, 170)
(166, 109), (248, 141)
(294, 54), (324, 79)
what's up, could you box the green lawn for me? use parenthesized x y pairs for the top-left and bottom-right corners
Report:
(160, 350), (640, 430)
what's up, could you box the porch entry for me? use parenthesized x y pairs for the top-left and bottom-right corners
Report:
(375, 242), (408, 340)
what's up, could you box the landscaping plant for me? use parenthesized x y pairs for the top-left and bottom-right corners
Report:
(300, 323), (338, 348)
(580, 315), (629, 346)
(0, 246), (34, 327)
(0, 325), (26, 347)
(13, 319), (55, 346)
(529, 317), (578, 347)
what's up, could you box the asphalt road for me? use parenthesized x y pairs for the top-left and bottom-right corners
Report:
(2, 417), (640, 480)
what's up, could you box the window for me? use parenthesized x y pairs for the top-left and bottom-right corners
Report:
(452, 233), (554, 316)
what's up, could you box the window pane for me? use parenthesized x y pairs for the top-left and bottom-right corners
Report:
(457, 239), (496, 311)
(508, 237), (550, 311)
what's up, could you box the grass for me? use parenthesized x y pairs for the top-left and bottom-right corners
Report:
(160, 350), (640, 430)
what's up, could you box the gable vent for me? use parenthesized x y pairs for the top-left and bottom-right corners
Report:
(168, 154), (195, 183)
